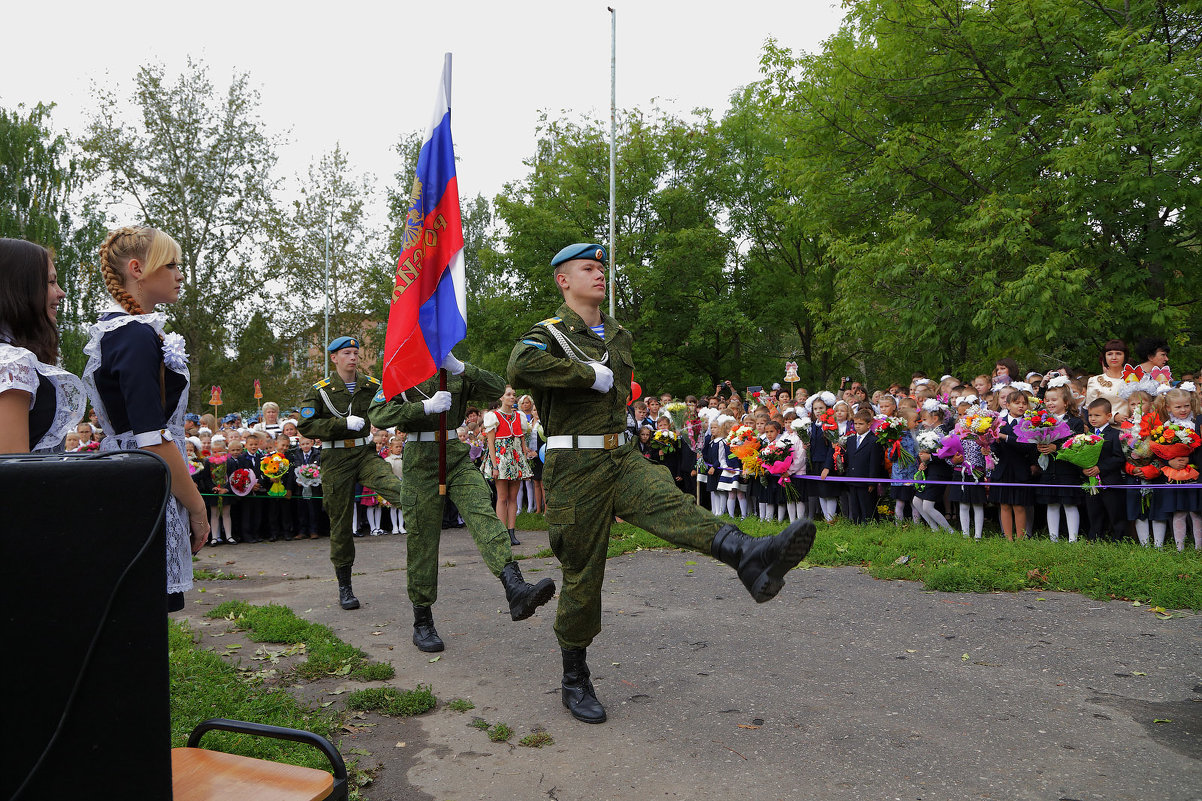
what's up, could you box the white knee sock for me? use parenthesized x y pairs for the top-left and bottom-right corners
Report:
(368, 506), (381, 531)
(1047, 504), (1061, 541)
(727, 492), (737, 517)
(1064, 504), (1080, 542)
(819, 497), (837, 522)
(738, 492), (750, 517)
(1191, 512), (1202, 549)
(711, 490), (724, 515)
(1153, 520), (1167, 548)
(353, 504), (360, 532)
(1134, 519), (1150, 546)
(918, 499), (952, 532)
(787, 500), (800, 522)
(911, 503), (922, 525)
(959, 503), (972, 538)
(894, 500), (906, 523)
(524, 480), (536, 512)
(763, 503), (776, 521)
(972, 504), (985, 539)
(1173, 513), (1187, 551)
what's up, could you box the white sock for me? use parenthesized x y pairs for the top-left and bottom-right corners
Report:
(1153, 520), (1167, 548)
(1191, 512), (1202, 549)
(894, 500), (905, 523)
(787, 500), (800, 523)
(1047, 504), (1061, 541)
(1064, 505), (1080, 542)
(820, 497), (837, 522)
(1173, 513), (1187, 551)
(352, 504), (360, 531)
(727, 492), (737, 517)
(959, 503), (972, 538)
(525, 480), (536, 512)
(738, 492), (749, 517)
(973, 504), (985, 539)
(912, 503), (922, 525)
(1134, 519), (1150, 546)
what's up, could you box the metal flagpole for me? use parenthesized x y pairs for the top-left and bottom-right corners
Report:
(608, 6), (617, 319)
(323, 206), (331, 353)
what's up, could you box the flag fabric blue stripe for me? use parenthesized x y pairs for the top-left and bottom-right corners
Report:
(417, 255), (467, 367)
(415, 112), (456, 217)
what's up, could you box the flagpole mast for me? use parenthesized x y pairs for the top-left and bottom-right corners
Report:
(323, 205), (331, 355)
(608, 5), (616, 319)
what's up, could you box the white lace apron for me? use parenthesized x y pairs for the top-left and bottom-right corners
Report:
(0, 342), (87, 452)
(82, 311), (192, 595)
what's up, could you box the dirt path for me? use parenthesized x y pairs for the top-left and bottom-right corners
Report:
(177, 529), (1201, 801)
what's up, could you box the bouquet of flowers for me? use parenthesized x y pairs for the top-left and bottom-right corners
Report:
(818, 409), (841, 447)
(912, 428), (943, 491)
(1055, 433), (1105, 494)
(790, 415), (812, 447)
(934, 433), (964, 463)
(76, 440), (99, 453)
(955, 408), (1002, 474)
(663, 401), (688, 432)
(650, 429), (680, 454)
(1013, 409), (1072, 469)
(760, 439), (799, 501)
(207, 452), (229, 488)
(296, 464), (322, 499)
(731, 432), (766, 478)
(1147, 422), (1200, 482)
(260, 453), (290, 497)
(872, 416), (913, 469)
(187, 459), (203, 476)
(229, 467), (257, 497)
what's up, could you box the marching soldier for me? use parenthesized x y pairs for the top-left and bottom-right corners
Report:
(369, 353), (555, 652)
(298, 336), (402, 610)
(508, 243), (816, 724)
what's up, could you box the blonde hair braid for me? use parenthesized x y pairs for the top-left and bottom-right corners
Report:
(98, 226), (150, 315)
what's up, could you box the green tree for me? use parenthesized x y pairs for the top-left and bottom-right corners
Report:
(0, 102), (108, 373)
(82, 59), (283, 405)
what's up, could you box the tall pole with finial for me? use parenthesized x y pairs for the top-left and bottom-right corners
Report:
(608, 5), (617, 319)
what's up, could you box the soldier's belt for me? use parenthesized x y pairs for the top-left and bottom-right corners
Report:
(545, 432), (630, 451)
(411, 429), (459, 442)
(322, 435), (371, 449)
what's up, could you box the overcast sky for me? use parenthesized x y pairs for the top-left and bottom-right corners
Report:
(3, 0), (845, 218)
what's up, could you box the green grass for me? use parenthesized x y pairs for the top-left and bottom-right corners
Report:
(487, 723), (513, 742)
(518, 731), (554, 748)
(169, 620), (340, 771)
(446, 698), (475, 712)
(345, 686), (436, 717)
(512, 513), (1202, 609)
(194, 566), (246, 580)
(206, 601), (395, 681)
(469, 717), (489, 730)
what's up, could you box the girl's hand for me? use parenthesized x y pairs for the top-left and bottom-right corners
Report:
(189, 515), (210, 554)
(1083, 466), (1100, 477)
(708, 467), (715, 475)
(1169, 456), (1188, 469)
(919, 452), (930, 463)
(952, 454), (963, 465)
(820, 468), (829, 479)
(1037, 443), (1057, 454)
(1030, 465), (1039, 475)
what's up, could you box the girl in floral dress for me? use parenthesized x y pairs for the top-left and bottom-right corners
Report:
(486, 385), (532, 545)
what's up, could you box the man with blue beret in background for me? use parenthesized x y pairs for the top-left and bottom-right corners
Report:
(509, 243), (817, 725)
(298, 336), (403, 610)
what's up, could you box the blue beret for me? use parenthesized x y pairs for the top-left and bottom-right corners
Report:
(184, 413), (201, 424)
(327, 336), (360, 353)
(551, 243), (607, 268)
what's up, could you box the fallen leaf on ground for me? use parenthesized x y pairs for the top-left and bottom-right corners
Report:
(737, 724), (761, 729)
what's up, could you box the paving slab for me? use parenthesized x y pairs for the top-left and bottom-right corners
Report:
(178, 529), (1201, 801)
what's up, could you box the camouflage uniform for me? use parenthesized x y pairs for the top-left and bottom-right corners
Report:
(368, 363), (515, 606)
(508, 303), (723, 649)
(297, 372), (402, 570)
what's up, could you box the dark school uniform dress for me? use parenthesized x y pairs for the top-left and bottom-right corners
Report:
(990, 418), (1036, 507)
(1084, 424), (1127, 540)
(809, 422), (841, 500)
(1150, 417), (1201, 521)
(889, 431), (919, 504)
(948, 436), (989, 506)
(0, 342), (87, 452)
(917, 428), (953, 503)
(1035, 415), (1087, 505)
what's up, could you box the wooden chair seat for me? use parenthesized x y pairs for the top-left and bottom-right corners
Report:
(172, 747), (334, 801)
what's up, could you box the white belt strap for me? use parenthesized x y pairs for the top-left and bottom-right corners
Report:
(322, 436), (371, 449)
(545, 431), (629, 450)
(412, 429), (459, 442)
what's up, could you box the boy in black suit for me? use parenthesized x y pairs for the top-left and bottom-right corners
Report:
(843, 408), (885, 524)
(1083, 398), (1127, 541)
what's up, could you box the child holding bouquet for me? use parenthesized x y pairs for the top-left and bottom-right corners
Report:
(809, 396), (842, 523)
(762, 419), (805, 523)
(263, 433), (295, 541)
(915, 402), (955, 532)
(948, 398), (992, 540)
(1150, 387), (1201, 551)
(1122, 390), (1165, 546)
(293, 435), (322, 540)
(206, 435), (233, 546)
(1034, 385), (1086, 542)
(828, 408), (883, 524)
(719, 420), (749, 517)
(991, 389), (1036, 540)
(889, 410), (921, 526)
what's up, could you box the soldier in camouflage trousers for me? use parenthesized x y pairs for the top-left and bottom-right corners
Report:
(369, 352), (555, 652)
(508, 243), (816, 725)
(297, 336), (402, 611)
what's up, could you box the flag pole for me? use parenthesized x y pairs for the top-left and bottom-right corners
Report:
(608, 5), (617, 319)
(438, 368), (448, 496)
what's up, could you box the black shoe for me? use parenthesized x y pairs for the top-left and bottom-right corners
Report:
(710, 518), (816, 603)
(561, 647), (606, 724)
(412, 605), (444, 652)
(509, 528), (520, 546)
(334, 565), (360, 610)
(499, 562), (555, 621)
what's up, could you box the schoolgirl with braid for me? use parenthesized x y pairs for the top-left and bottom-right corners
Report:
(82, 226), (209, 612)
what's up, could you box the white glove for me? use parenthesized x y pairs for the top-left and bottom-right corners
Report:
(590, 363), (614, 393)
(423, 391), (453, 414)
(440, 352), (465, 375)
(345, 414), (365, 432)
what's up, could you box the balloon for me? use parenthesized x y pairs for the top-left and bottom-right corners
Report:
(539, 443), (547, 463)
(629, 380), (642, 404)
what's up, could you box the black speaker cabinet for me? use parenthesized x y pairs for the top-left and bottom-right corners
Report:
(1, 451), (173, 801)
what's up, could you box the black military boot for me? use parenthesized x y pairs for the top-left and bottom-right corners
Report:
(561, 647), (606, 724)
(499, 562), (555, 621)
(508, 528), (520, 546)
(334, 565), (360, 610)
(710, 518), (816, 603)
(412, 605), (444, 652)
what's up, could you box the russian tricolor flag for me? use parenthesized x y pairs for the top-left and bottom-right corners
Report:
(382, 53), (467, 397)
